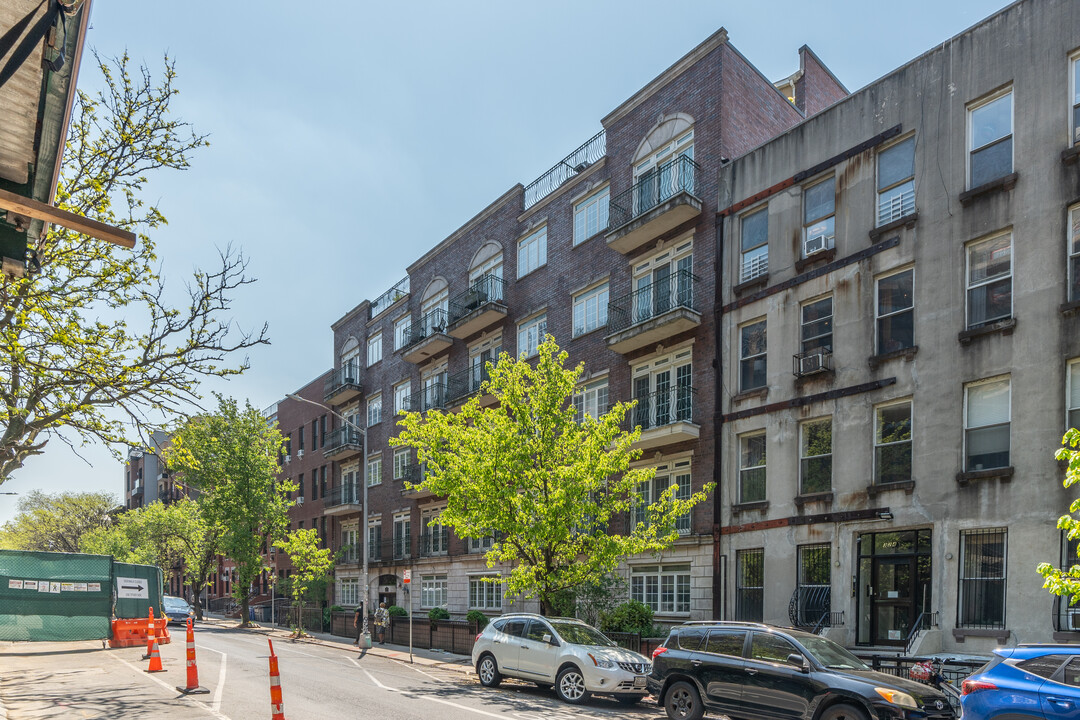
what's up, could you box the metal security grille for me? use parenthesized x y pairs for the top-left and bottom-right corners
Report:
(736, 548), (764, 622)
(795, 544), (832, 627)
(0, 549), (113, 641)
(958, 528), (1007, 629)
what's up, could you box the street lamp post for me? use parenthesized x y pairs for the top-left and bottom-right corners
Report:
(285, 393), (369, 643)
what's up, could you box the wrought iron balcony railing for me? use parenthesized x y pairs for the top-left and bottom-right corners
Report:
(448, 274), (507, 325)
(420, 528), (450, 557)
(625, 386), (697, 431)
(447, 364), (491, 401)
(403, 307), (450, 349)
(324, 426), (363, 455)
(609, 154), (699, 230)
(336, 543), (361, 564)
(369, 276), (410, 320)
(406, 383), (449, 413)
(324, 363), (362, 401)
(608, 269), (697, 333)
(524, 130), (606, 209)
(324, 483), (361, 509)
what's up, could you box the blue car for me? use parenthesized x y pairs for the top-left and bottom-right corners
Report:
(961, 644), (1080, 719)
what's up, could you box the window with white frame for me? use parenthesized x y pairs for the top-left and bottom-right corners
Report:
(966, 233), (1012, 329)
(394, 316), (411, 350)
(631, 563), (691, 615)
(393, 513), (411, 560)
(630, 240), (693, 324)
(420, 290), (449, 336)
(517, 226), (547, 278)
(394, 380), (410, 415)
(800, 296), (833, 354)
(735, 549), (764, 621)
(341, 346), (360, 383)
(1069, 360), (1080, 430)
(632, 460), (692, 534)
(468, 335), (502, 394)
(876, 269), (915, 354)
(740, 207), (768, 283)
(874, 400), (912, 485)
(469, 576), (502, 610)
(958, 528), (1007, 629)
(740, 320), (767, 392)
(421, 574), (447, 608)
(517, 313), (547, 358)
(340, 465), (360, 506)
(877, 136), (915, 226)
(1069, 204), (1080, 304)
(420, 362), (448, 412)
(633, 128), (695, 213)
(469, 531), (496, 554)
(965, 376), (1011, 472)
(1072, 54), (1080, 146)
(337, 577), (360, 606)
(739, 432), (766, 504)
(574, 186), (609, 245)
(573, 378), (609, 421)
(968, 90), (1013, 188)
(367, 333), (382, 366)
(340, 521), (359, 562)
(367, 455), (382, 486)
(802, 177), (835, 257)
(393, 448), (410, 480)
(367, 519), (381, 561)
(366, 395), (381, 428)
(572, 282), (609, 336)
(800, 417), (832, 495)
(469, 251), (503, 284)
(422, 508), (449, 555)
(631, 348), (693, 430)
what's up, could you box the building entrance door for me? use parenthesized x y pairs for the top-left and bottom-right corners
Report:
(871, 556), (915, 645)
(379, 591), (396, 609)
(856, 529), (932, 646)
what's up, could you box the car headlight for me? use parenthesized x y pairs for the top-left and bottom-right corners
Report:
(587, 653), (614, 669)
(875, 688), (918, 709)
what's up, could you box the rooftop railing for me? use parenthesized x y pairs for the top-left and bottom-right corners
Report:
(370, 276), (410, 320)
(523, 130), (606, 209)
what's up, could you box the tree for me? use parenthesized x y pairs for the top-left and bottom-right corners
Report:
(0, 52), (268, 484)
(1038, 428), (1080, 602)
(392, 337), (712, 614)
(162, 395), (294, 626)
(275, 528), (335, 636)
(0, 490), (117, 552)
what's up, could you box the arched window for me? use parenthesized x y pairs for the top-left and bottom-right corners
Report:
(632, 114), (696, 213)
(468, 242), (504, 302)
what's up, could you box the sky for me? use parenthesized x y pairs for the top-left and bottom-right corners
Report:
(0, 0), (1011, 523)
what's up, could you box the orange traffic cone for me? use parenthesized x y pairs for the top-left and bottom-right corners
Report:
(268, 638), (285, 720)
(175, 618), (209, 694)
(142, 607), (156, 659)
(145, 636), (165, 673)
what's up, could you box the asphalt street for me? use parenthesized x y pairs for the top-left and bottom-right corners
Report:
(0, 624), (662, 720)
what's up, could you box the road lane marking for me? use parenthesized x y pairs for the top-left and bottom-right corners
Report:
(110, 654), (231, 720)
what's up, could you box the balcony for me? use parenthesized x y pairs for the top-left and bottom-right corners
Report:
(624, 386), (700, 450)
(447, 274), (508, 339)
(401, 308), (452, 364)
(323, 484), (362, 516)
(406, 383), (450, 414)
(524, 130), (606, 209)
(324, 364), (362, 405)
(606, 270), (701, 354)
(447, 365), (497, 406)
(606, 155), (701, 255)
(420, 528), (450, 558)
(367, 536), (414, 565)
(336, 542), (361, 565)
(131, 482), (144, 498)
(324, 426), (363, 460)
(399, 464), (437, 499)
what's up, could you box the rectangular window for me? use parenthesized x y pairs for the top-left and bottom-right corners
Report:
(367, 333), (382, 366)
(969, 90), (1013, 188)
(367, 456), (382, 486)
(1073, 54), (1080, 146)
(958, 528), (1007, 629)
(801, 296), (833, 353)
(735, 549), (764, 622)
(800, 418), (832, 495)
(367, 521), (382, 562)
(740, 320), (767, 392)
(740, 207), (769, 283)
(337, 577), (359, 606)
(573, 378), (609, 421)
(966, 233), (1012, 329)
(630, 564), (691, 615)
(311, 474), (317, 500)
(1069, 360), (1080, 431)
(394, 316), (411, 350)
(1069, 205), (1080, 304)
(517, 313), (547, 358)
(739, 432), (766, 504)
(421, 574), (447, 609)
(517, 226), (547, 278)
(367, 394), (382, 427)
(320, 465), (327, 496)
(632, 461), (691, 534)
(572, 282), (609, 337)
(874, 401), (912, 485)
(320, 416), (327, 448)
(574, 187), (609, 245)
(802, 177), (835, 257)
(393, 513), (411, 560)
(965, 377), (1011, 472)
(468, 335), (502, 394)
(469, 576), (503, 610)
(393, 449), (410, 480)
(422, 509), (449, 555)
(876, 269), (915, 354)
(469, 532), (496, 554)
(877, 136), (915, 226)
(796, 544), (831, 626)
(394, 381), (410, 415)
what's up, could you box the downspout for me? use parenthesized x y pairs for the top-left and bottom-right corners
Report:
(712, 210), (725, 620)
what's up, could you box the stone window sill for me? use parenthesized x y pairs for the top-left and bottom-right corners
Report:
(731, 500), (770, 515)
(794, 247), (837, 273)
(1062, 146), (1080, 166)
(868, 345), (918, 370)
(1053, 631), (1080, 642)
(734, 273), (769, 296)
(866, 480), (915, 497)
(794, 492), (834, 507)
(953, 627), (1010, 643)
(958, 317), (1016, 345)
(1061, 298), (1080, 316)
(956, 466), (1014, 485)
(958, 172), (1018, 206)
(868, 212), (918, 243)
(732, 387), (768, 404)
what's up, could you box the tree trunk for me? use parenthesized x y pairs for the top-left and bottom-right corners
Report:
(239, 589), (250, 627)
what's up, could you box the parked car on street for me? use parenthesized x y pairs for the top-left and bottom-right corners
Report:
(162, 595), (194, 625)
(960, 644), (1080, 720)
(471, 613), (651, 705)
(648, 621), (955, 720)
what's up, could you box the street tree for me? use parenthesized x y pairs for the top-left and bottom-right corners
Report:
(162, 395), (294, 626)
(275, 528), (335, 636)
(0, 52), (268, 484)
(392, 337), (712, 614)
(0, 490), (117, 552)
(1038, 428), (1080, 602)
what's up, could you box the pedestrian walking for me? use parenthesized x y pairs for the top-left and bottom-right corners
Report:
(374, 602), (389, 644)
(352, 601), (365, 646)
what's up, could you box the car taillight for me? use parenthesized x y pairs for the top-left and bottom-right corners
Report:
(652, 645), (669, 659)
(475, 632), (483, 643)
(961, 679), (997, 695)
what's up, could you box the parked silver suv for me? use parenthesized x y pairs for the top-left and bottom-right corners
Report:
(471, 613), (651, 705)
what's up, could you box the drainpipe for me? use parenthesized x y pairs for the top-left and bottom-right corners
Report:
(712, 212), (725, 620)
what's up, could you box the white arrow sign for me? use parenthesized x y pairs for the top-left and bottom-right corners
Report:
(116, 577), (149, 599)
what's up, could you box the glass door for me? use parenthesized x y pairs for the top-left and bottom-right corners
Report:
(870, 557), (915, 645)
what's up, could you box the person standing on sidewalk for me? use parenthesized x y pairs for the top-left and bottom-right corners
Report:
(374, 602), (389, 644)
(352, 601), (365, 647)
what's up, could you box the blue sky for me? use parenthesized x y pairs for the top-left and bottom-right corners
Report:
(0, 0), (1010, 522)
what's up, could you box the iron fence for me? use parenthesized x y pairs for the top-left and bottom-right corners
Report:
(404, 307), (450, 348)
(406, 383), (449, 413)
(609, 154), (699, 229)
(524, 130), (606, 209)
(324, 363), (362, 401)
(386, 616), (480, 655)
(324, 483), (361, 509)
(448, 274), (506, 325)
(324, 426), (362, 455)
(607, 269), (697, 333)
(447, 364), (490, 402)
(624, 386), (697, 431)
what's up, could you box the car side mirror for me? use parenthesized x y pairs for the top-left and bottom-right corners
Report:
(788, 653), (810, 673)
(543, 633), (558, 646)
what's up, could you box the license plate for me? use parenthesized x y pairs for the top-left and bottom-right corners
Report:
(634, 676), (647, 688)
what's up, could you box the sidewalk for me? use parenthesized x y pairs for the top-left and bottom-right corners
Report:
(200, 614), (474, 674)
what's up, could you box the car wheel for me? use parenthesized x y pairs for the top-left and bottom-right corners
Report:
(476, 654), (501, 688)
(820, 703), (870, 720)
(614, 693), (643, 705)
(665, 681), (704, 720)
(555, 666), (590, 705)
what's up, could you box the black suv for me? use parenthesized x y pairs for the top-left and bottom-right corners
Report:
(648, 622), (955, 720)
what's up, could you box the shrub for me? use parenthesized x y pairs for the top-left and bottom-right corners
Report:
(387, 605), (408, 617)
(599, 600), (654, 635)
(466, 610), (489, 629)
(428, 606), (450, 622)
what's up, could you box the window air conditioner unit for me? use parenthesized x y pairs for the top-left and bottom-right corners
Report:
(803, 234), (828, 257)
(284, 454), (291, 463)
(298, 449), (305, 458)
(796, 349), (831, 376)
(296, 496), (304, 506)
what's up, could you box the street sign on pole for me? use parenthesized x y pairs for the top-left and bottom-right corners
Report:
(403, 570), (410, 584)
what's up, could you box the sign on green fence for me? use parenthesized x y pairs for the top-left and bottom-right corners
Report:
(112, 562), (163, 619)
(0, 549), (113, 642)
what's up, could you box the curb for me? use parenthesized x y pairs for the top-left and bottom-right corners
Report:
(0, 675), (8, 720)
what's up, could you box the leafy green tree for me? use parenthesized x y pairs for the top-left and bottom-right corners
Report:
(0, 490), (117, 552)
(1039, 428), (1080, 602)
(162, 395), (294, 626)
(0, 52), (267, 484)
(392, 337), (711, 614)
(275, 528), (335, 636)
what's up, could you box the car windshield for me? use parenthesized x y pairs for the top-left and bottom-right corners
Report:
(163, 598), (189, 611)
(797, 635), (870, 670)
(550, 622), (616, 647)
